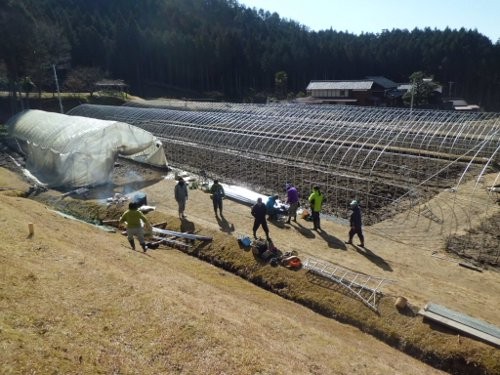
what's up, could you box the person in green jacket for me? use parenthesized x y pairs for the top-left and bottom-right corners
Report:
(119, 202), (151, 252)
(308, 185), (324, 231)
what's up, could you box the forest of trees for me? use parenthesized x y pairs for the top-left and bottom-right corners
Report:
(1, 0), (500, 110)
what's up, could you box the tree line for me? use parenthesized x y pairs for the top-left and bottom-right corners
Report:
(1, 0), (500, 110)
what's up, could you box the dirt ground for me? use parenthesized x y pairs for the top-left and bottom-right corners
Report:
(1, 152), (499, 374)
(125, 163), (500, 327)
(0, 166), (452, 374)
(8, 152), (499, 325)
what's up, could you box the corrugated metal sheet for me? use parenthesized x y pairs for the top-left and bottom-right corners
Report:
(419, 302), (500, 346)
(307, 80), (374, 90)
(366, 76), (398, 89)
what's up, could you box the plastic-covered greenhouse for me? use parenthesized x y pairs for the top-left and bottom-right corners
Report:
(67, 102), (499, 225)
(6, 110), (167, 188)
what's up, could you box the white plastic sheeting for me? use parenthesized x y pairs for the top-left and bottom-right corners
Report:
(6, 110), (167, 188)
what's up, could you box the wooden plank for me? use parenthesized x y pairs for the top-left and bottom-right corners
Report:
(152, 227), (212, 241)
(418, 303), (500, 346)
(458, 262), (483, 272)
(152, 236), (190, 249)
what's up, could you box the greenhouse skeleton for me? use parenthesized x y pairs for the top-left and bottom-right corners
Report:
(67, 103), (498, 212)
(65, 102), (500, 264)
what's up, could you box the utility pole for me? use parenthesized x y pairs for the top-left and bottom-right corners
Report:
(410, 79), (415, 113)
(52, 64), (64, 114)
(448, 81), (454, 99)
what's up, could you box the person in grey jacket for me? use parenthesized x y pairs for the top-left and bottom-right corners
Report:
(174, 177), (188, 218)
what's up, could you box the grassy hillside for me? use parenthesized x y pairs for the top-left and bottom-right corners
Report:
(0, 168), (450, 375)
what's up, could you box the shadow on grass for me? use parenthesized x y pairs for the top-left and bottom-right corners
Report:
(216, 214), (235, 234)
(317, 229), (347, 250)
(291, 221), (315, 239)
(353, 245), (392, 272)
(267, 218), (287, 229)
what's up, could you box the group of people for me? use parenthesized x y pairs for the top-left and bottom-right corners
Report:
(250, 182), (300, 241)
(120, 177), (364, 252)
(174, 177), (226, 219)
(251, 183), (364, 247)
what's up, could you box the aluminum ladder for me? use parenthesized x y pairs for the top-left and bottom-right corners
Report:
(303, 257), (390, 311)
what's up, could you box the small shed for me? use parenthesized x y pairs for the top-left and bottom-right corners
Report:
(95, 79), (128, 99)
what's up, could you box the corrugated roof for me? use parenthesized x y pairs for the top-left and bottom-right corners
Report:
(366, 76), (397, 89)
(307, 80), (374, 90)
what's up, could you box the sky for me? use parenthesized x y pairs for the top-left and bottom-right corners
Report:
(237, 0), (499, 43)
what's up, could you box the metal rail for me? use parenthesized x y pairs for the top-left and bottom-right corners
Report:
(303, 257), (390, 311)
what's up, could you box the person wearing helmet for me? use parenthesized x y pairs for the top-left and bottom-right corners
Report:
(346, 199), (364, 247)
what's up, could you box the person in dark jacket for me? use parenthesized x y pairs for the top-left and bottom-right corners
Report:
(210, 179), (225, 216)
(251, 197), (270, 240)
(346, 200), (364, 247)
(174, 177), (188, 218)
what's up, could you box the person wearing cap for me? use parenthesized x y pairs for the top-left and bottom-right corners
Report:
(285, 183), (299, 224)
(174, 177), (189, 218)
(346, 199), (365, 247)
(210, 179), (225, 216)
(308, 185), (324, 231)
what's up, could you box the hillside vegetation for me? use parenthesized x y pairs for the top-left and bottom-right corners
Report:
(1, 0), (499, 108)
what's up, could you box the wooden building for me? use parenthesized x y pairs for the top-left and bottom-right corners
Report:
(306, 76), (398, 106)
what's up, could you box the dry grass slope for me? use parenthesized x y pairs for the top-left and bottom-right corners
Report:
(0, 165), (499, 375)
(0, 168), (448, 375)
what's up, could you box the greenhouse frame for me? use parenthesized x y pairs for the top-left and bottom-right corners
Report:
(67, 102), (499, 261)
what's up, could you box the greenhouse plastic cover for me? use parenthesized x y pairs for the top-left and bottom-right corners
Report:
(6, 110), (167, 188)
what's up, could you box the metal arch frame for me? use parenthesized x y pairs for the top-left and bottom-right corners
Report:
(66, 103), (500, 235)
